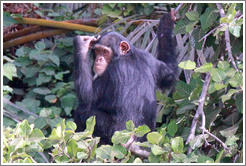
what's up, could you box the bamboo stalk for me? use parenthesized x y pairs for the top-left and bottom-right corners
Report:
(3, 29), (70, 50)
(14, 17), (101, 33)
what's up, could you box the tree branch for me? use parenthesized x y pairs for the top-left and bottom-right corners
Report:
(3, 18), (98, 42)
(3, 98), (40, 118)
(122, 135), (150, 159)
(14, 17), (101, 33)
(3, 29), (70, 50)
(201, 127), (232, 154)
(216, 3), (239, 72)
(186, 73), (211, 145)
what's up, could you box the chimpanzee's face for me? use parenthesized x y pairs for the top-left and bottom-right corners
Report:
(92, 33), (131, 76)
(93, 44), (113, 76)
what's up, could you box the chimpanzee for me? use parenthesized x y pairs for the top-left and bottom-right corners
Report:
(73, 13), (177, 144)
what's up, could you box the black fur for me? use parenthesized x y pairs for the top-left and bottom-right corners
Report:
(73, 13), (177, 144)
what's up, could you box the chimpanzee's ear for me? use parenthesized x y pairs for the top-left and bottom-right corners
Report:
(120, 41), (130, 55)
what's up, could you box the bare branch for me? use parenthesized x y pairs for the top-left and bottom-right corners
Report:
(3, 109), (21, 122)
(186, 73), (211, 145)
(122, 135), (150, 159)
(216, 3), (239, 72)
(201, 128), (232, 154)
(3, 98), (40, 118)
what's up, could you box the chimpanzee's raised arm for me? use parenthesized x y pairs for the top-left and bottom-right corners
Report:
(73, 36), (95, 105)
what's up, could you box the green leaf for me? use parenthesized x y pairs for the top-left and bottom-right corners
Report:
(225, 68), (236, 77)
(57, 119), (66, 134)
(185, 21), (198, 33)
(14, 57), (32, 67)
(172, 153), (188, 163)
(210, 68), (226, 82)
(176, 104), (196, 115)
(113, 145), (127, 159)
(18, 120), (32, 137)
(15, 46), (31, 57)
(111, 131), (131, 144)
(36, 73), (52, 86)
(190, 28), (206, 50)
(171, 137), (184, 153)
(77, 152), (88, 160)
(194, 63), (213, 73)
(21, 65), (40, 78)
(35, 41), (46, 50)
(229, 26), (241, 37)
(49, 55), (60, 66)
(43, 128), (61, 148)
(217, 61), (230, 70)
(235, 92), (243, 113)
(54, 155), (69, 163)
(147, 132), (163, 145)
(40, 67), (55, 75)
(96, 145), (113, 160)
(39, 108), (52, 117)
(214, 24), (228, 36)
(189, 134), (207, 149)
(178, 60), (196, 70)
(208, 82), (227, 94)
(134, 157), (142, 163)
(186, 11), (200, 21)
(200, 8), (219, 30)
(66, 121), (77, 131)
(148, 152), (161, 163)
(3, 12), (17, 26)
(29, 50), (48, 61)
(189, 86), (202, 100)
(67, 139), (78, 157)
(229, 72), (243, 87)
(85, 116), (96, 135)
(221, 89), (240, 103)
(151, 144), (167, 155)
(45, 95), (57, 103)
(29, 129), (45, 139)
(135, 125), (150, 137)
(225, 135), (239, 146)
(215, 150), (224, 163)
(33, 87), (51, 95)
(226, 3), (237, 17)
(34, 118), (47, 129)
(174, 18), (190, 34)
(126, 120), (135, 131)
(197, 156), (214, 163)
(220, 121), (240, 137)
(60, 94), (76, 110)
(64, 130), (74, 142)
(175, 81), (193, 98)
(3, 63), (17, 81)
(167, 120), (178, 137)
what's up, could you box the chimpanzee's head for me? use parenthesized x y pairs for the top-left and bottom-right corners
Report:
(92, 32), (131, 76)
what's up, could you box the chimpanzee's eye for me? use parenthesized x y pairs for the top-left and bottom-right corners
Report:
(103, 49), (109, 55)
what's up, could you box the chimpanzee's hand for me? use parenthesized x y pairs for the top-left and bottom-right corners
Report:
(74, 35), (100, 60)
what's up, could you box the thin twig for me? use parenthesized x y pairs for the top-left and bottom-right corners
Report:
(175, 3), (184, 15)
(201, 128), (232, 154)
(198, 24), (224, 43)
(3, 98), (40, 118)
(216, 3), (238, 72)
(122, 135), (150, 159)
(3, 109), (21, 122)
(186, 73), (211, 145)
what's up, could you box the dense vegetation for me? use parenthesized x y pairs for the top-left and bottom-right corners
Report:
(2, 3), (243, 163)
